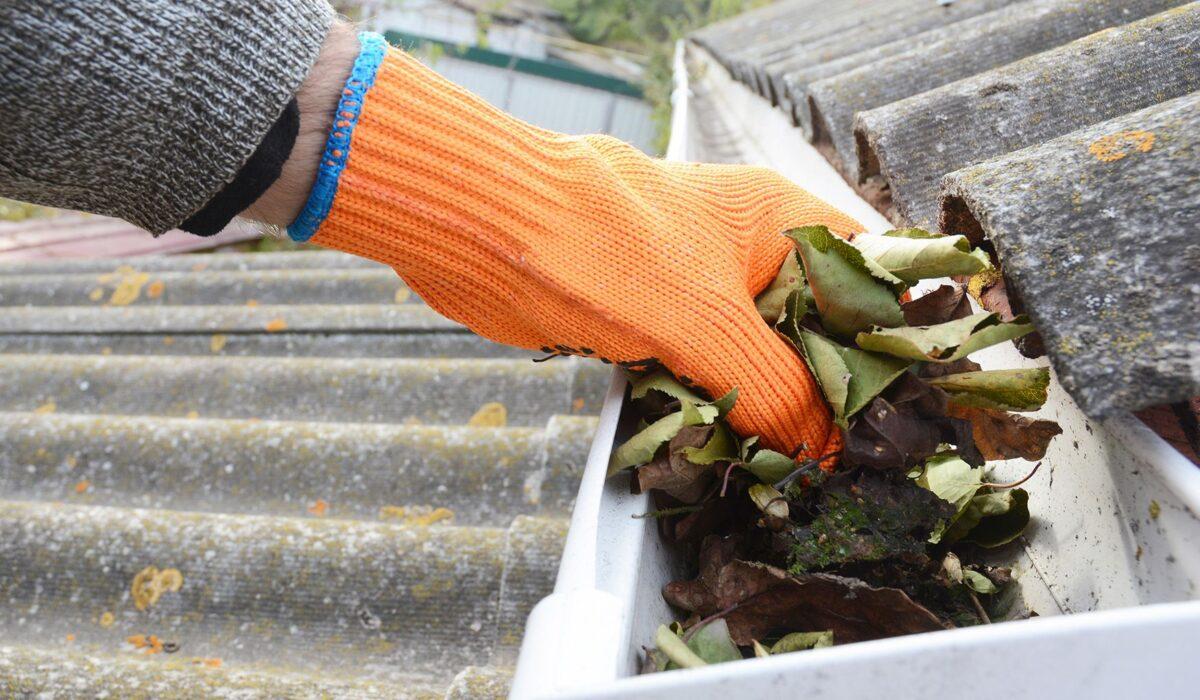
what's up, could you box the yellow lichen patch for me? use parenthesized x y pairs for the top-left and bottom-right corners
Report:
(1149, 500), (1161, 519)
(131, 565), (184, 611)
(161, 336), (175, 346)
(65, 633), (76, 642)
(101, 347), (113, 356)
(65, 455), (78, 469)
(88, 287), (105, 302)
(571, 397), (586, 412)
(380, 505), (454, 526)
(966, 267), (1002, 302)
(308, 499), (329, 517)
(99, 611), (115, 628)
(210, 334), (228, 353)
(191, 262), (208, 272)
(146, 280), (165, 299)
(126, 633), (164, 654)
(34, 400), (56, 415)
(394, 287), (411, 303)
(379, 505), (408, 521)
(468, 402), (507, 428)
(186, 411), (199, 420)
(108, 271), (151, 306)
(264, 318), (288, 332)
(192, 657), (222, 668)
(74, 480), (90, 494)
(1088, 130), (1155, 163)
(245, 299), (259, 307)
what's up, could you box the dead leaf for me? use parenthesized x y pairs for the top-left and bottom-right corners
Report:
(635, 425), (719, 503)
(210, 334), (228, 353)
(946, 404), (1061, 461)
(901, 284), (973, 326)
(663, 538), (947, 645)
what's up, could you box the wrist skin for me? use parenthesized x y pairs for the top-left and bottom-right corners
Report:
(242, 21), (360, 227)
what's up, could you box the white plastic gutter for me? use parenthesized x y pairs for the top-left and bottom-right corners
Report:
(510, 40), (1200, 700)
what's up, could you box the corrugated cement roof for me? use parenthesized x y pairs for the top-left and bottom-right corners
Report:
(690, 0), (1199, 419)
(0, 249), (606, 698)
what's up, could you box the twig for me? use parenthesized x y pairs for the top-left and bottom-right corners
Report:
(981, 461), (1041, 489)
(774, 452), (839, 491)
(720, 462), (739, 498)
(632, 505), (705, 519)
(681, 603), (743, 644)
(969, 590), (992, 624)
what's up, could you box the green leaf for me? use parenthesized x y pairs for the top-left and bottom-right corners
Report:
(755, 252), (806, 323)
(681, 423), (738, 465)
(749, 483), (789, 519)
(739, 436), (759, 462)
(913, 453), (983, 543)
(769, 631), (834, 654)
(745, 449), (796, 484)
(926, 368), (1050, 412)
(631, 372), (705, 405)
(796, 329), (911, 427)
(964, 488), (1031, 548)
(655, 624), (707, 669)
(855, 312), (1035, 363)
(608, 404), (718, 474)
(963, 569), (998, 595)
(774, 288), (810, 348)
(709, 388), (739, 417)
(686, 618), (742, 664)
(786, 226), (905, 340)
(852, 229), (993, 283)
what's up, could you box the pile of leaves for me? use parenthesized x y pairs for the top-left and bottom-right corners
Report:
(607, 226), (1063, 672)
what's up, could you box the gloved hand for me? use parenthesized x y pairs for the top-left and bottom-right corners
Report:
(291, 34), (864, 458)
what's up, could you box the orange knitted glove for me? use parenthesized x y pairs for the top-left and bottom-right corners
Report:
(289, 35), (864, 458)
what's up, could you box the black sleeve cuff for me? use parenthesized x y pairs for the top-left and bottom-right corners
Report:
(180, 98), (300, 237)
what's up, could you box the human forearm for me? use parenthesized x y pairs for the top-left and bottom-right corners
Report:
(0, 0), (334, 234)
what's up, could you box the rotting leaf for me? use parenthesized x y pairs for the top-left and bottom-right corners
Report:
(852, 229), (992, 284)
(663, 540), (947, 645)
(787, 226), (905, 340)
(770, 631), (833, 653)
(856, 312), (1034, 363)
(796, 329), (911, 427)
(635, 425), (719, 503)
(901, 284), (973, 327)
(946, 404), (1061, 462)
(927, 368), (1050, 412)
(843, 396), (942, 469)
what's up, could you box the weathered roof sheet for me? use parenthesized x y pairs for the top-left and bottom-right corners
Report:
(808, 0), (1178, 181)
(691, 1), (1199, 420)
(940, 93), (1200, 417)
(0, 249), (605, 697)
(855, 4), (1200, 228)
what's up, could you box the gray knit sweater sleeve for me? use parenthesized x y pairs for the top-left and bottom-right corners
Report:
(0, 0), (334, 234)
